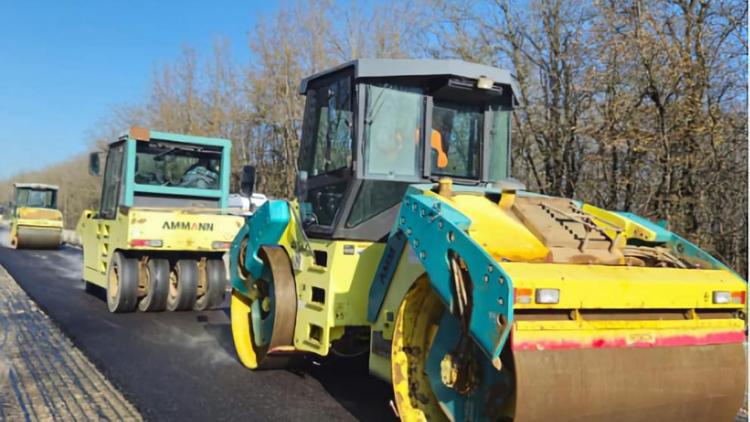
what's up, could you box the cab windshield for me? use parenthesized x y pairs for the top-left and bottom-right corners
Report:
(17, 188), (57, 209)
(135, 142), (222, 190)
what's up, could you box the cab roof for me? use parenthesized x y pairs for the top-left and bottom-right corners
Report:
(299, 58), (520, 97)
(115, 127), (232, 149)
(14, 183), (59, 190)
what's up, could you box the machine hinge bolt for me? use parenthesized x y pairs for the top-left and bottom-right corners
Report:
(419, 251), (427, 259)
(261, 297), (271, 312)
(414, 239), (420, 248)
(488, 265), (494, 273)
(483, 274), (489, 284)
(400, 217), (405, 225)
(440, 354), (458, 388)
(498, 297), (504, 305)
(492, 357), (503, 371)
(498, 276), (505, 285)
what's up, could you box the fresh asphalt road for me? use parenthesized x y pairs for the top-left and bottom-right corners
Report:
(0, 233), (395, 421)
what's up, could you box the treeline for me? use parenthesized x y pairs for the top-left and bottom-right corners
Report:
(0, 0), (746, 275)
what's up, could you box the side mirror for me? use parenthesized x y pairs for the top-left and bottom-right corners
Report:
(240, 165), (256, 197)
(89, 152), (101, 176)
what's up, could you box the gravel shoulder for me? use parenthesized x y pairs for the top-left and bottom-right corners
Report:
(0, 264), (142, 421)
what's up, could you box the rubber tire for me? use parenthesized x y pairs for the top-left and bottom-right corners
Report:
(107, 252), (139, 313)
(166, 260), (198, 311)
(138, 258), (170, 312)
(194, 259), (227, 311)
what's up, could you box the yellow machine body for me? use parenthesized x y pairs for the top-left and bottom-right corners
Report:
(385, 189), (746, 421)
(79, 128), (245, 313)
(78, 207), (243, 288)
(10, 207), (64, 249)
(231, 188), (747, 421)
(9, 183), (63, 249)
(228, 59), (747, 421)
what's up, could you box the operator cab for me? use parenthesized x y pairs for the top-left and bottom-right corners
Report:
(89, 128), (231, 218)
(13, 183), (59, 210)
(297, 59), (519, 241)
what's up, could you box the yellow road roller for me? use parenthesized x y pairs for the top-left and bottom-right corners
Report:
(228, 59), (747, 421)
(8, 183), (63, 249)
(77, 128), (245, 313)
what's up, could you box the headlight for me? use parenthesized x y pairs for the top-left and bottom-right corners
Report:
(712, 291), (730, 304)
(535, 288), (560, 304)
(713, 291), (746, 305)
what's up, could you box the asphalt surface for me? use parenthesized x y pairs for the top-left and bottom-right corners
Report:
(0, 230), (396, 422)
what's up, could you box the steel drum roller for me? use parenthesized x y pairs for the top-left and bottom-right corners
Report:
(513, 342), (746, 421)
(15, 226), (62, 249)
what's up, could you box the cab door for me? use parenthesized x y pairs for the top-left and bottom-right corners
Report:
(83, 142), (125, 278)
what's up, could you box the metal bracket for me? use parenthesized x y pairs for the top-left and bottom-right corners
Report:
(368, 193), (515, 365)
(229, 200), (291, 295)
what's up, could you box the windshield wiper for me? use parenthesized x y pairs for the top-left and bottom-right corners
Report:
(153, 147), (177, 161)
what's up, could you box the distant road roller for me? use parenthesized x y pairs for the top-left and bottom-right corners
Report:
(77, 128), (245, 312)
(8, 183), (63, 249)
(228, 59), (747, 421)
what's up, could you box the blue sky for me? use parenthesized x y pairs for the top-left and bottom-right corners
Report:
(0, 0), (275, 179)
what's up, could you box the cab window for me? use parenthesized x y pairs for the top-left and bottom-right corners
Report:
(299, 74), (353, 176)
(134, 141), (222, 190)
(307, 182), (349, 227)
(363, 84), (424, 180)
(430, 101), (482, 179)
(16, 189), (56, 209)
(488, 106), (511, 181)
(346, 180), (410, 227)
(100, 143), (125, 219)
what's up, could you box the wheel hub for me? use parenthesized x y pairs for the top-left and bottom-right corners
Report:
(109, 264), (120, 299)
(168, 270), (178, 301)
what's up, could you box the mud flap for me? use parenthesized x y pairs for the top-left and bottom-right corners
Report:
(512, 343), (746, 422)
